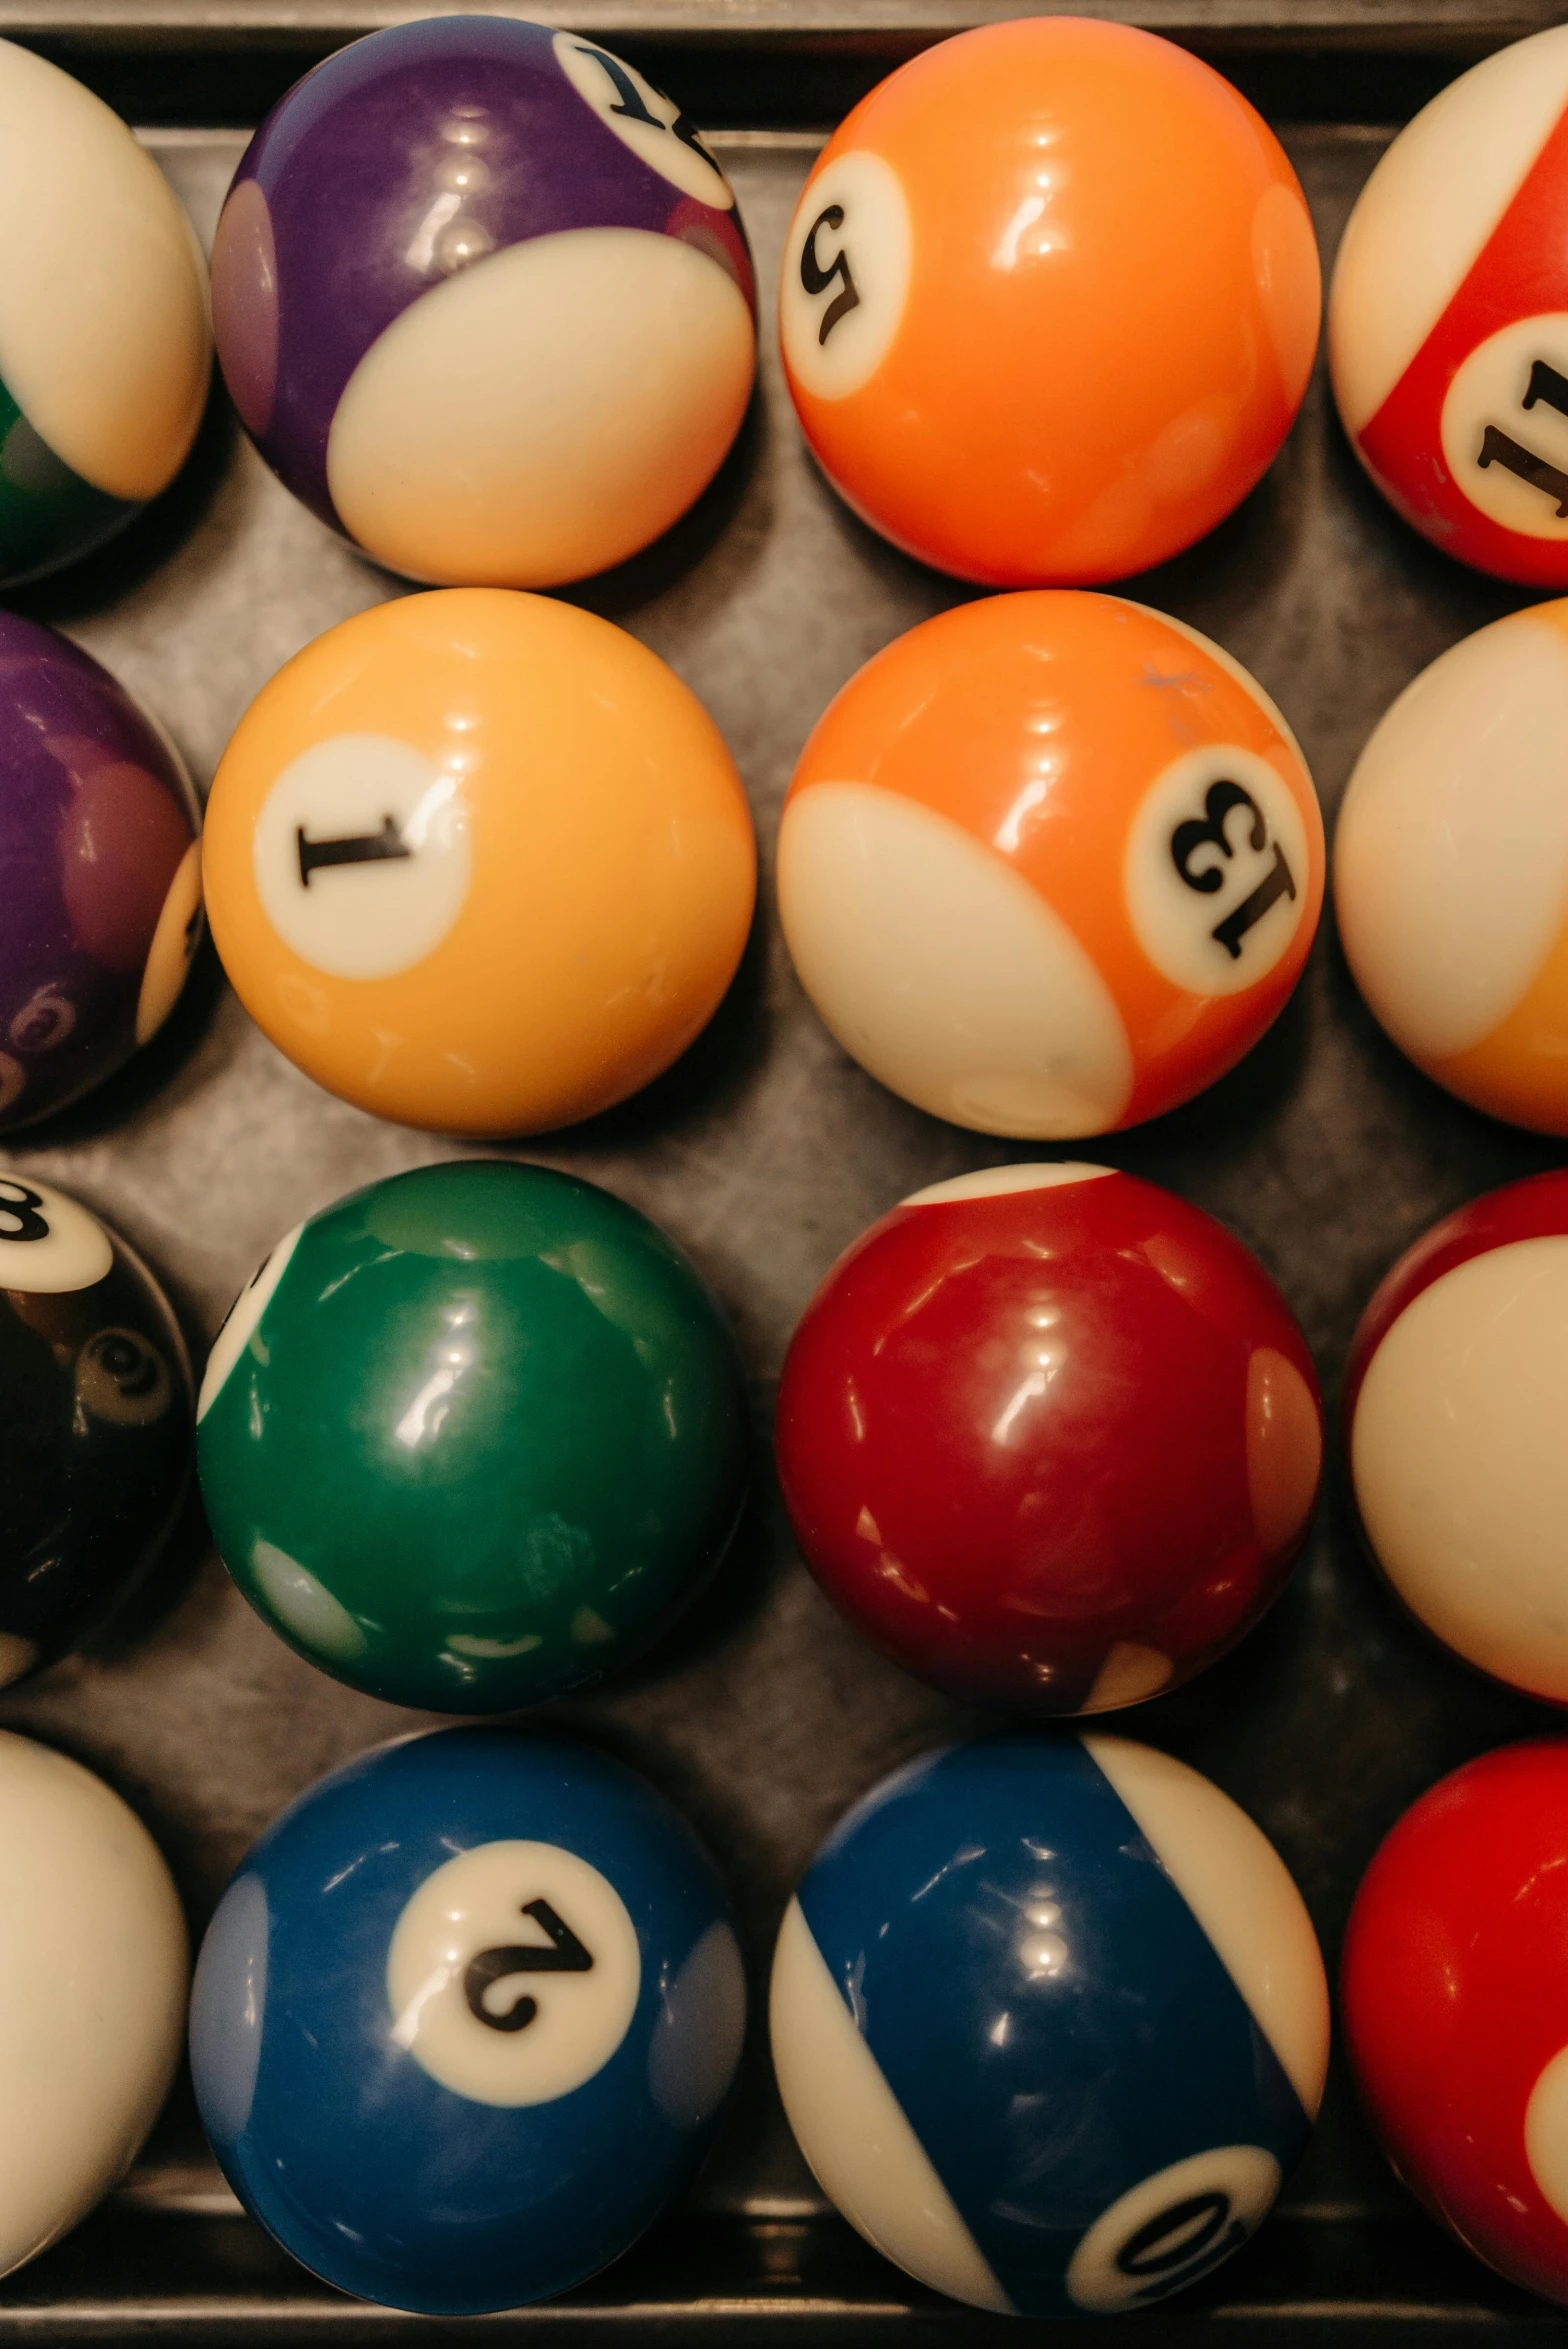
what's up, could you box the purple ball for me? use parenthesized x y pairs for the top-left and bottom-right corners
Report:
(0, 613), (201, 1133)
(211, 17), (757, 588)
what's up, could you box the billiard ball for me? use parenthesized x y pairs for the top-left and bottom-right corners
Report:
(1346, 1170), (1568, 1704)
(0, 43), (209, 587)
(1336, 604), (1568, 1133)
(775, 1164), (1322, 1715)
(772, 1734), (1328, 2315)
(0, 614), (203, 1133)
(0, 1175), (192, 1687)
(1329, 28), (1568, 583)
(1343, 1741), (1568, 2304)
(201, 589), (754, 1136)
(190, 1726), (745, 2312)
(210, 17), (754, 587)
(0, 1729), (186, 2276)
(778, 592), (1324, 1138)
(779, 20), (1319, 586)
(196, 1159), (749, 1712)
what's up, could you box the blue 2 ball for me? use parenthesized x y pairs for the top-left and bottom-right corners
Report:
(190, 1729), (745, 2312)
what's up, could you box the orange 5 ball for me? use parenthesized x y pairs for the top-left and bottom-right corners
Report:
(778, 592), (1324, 1137)
(202, 590), (755, 1136)
(779, 19), (1321, 585)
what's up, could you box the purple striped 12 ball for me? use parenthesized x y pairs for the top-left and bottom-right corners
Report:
(210, 17), (757, 588)
(0, 613), (201, 1132)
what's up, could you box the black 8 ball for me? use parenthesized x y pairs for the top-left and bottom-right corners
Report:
(0, 1174), (192, 1683)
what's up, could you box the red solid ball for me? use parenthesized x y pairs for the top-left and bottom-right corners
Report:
(1342, 1742), (1568, 2306)
(774, 1163), (1323, 1714)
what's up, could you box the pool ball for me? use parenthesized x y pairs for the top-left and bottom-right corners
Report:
(1347, 1170), (1568, 1705)
(778, 592), (1323, 1138)
(772, 1734), (1328, 2316)
(0, 1729), (187, 2277)
(0, 1175), (192, 1687)
(0, 614), (203, 1133)
(1336, 603), (1568, 1133)
(0, 42), (209, 587)
(201, 589), (754, 1136)
(190, 1726), (745, 2312)
(779, 20), (1319, 586)
(1329, 28), (1568, 584)
(775, 1164), (1322, 1715)
(196, 1159), (749, 1713)
(211, 17), (754, 588)
(1343, 1741), (1568, 2304)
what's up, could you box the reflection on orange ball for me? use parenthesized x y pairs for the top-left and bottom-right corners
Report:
(778, 592), (1324, 1137)
(779, 19), (1320, 585)
(203, 590), (755, 1136)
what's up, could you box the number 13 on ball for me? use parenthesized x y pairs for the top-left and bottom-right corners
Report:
(777, 592), (1324, 1138)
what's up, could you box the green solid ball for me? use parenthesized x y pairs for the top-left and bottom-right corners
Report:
(195, 1161), (750, 1711)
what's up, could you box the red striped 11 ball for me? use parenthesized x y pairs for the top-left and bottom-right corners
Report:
(1330, 25), (1568, 582)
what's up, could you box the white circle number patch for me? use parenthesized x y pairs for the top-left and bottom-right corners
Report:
(554, 35), (733, 210)
(1526, 2042), (1568, 2223)
(387, 1840), (641, 2108)
(1066, 2144), (1282, 2313)
(780, 151), (911, 401)
(252, 733), (470, 981)
(0, 1176), (112, 1294)
(1443, 316), (1568, 539)
(1125, 748), (1310, 997)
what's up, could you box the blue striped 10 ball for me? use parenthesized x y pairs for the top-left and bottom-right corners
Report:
(770, 1737), (1329, 2316)
(189, 1730), (747, 2312)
